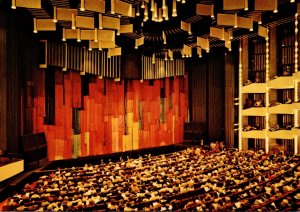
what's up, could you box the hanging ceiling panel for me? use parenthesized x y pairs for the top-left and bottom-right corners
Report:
(223, 0), (245, 10)
(84, 0), (105, 13)
(36, 19), (56, 31)
(57, 8), (77, 21)
(16, 0), (41, 8)
(76, 16), (94, 29)
(254, 0), (276, 11)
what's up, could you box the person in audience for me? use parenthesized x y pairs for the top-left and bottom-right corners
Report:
(2, 147), (299, 211)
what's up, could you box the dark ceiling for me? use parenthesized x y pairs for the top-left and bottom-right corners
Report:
(1, 0), (298, 56)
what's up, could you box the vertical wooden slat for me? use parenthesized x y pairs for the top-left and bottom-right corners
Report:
(0, 14), (7, 151)
(225, 51), (235, 148)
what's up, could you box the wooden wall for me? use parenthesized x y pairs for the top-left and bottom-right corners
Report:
(225, 51), (237, 148)
(187, 49), (226, 142)
(0, 13), (7, 152)
(0, 5), (39, 154)
(31, 69), (188, 161)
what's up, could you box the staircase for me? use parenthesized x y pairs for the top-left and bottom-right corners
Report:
(183, 122), (204, 145)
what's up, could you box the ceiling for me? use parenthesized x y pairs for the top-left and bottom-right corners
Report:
(3, 0), (299, 57)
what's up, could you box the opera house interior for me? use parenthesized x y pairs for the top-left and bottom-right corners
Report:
(0, 0), (299, 211)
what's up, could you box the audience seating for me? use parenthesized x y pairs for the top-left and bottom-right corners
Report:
(2, 146), (299, 211)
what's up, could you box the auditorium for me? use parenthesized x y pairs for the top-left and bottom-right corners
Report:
(0, 0), (299, 211)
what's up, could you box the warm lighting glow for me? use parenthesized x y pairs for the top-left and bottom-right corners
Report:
(33, 18), (37, 33)
(164, 6), (169, 20)
(53, 6), (57, 23)
(62, 28), (66, 41)
(77, 29), (81, 42)
(197, 47), (202, 58)
(144, 3), (148, 16)
(111, 0), (115, 14)
(158, 8), (163, 22)
(88, 40), (92, 51)
(244, 0), (248, 10)
(136, 6), (140, 16)
(99, 14), (103, 29)
(162, 0), (166, 9)
(141, 0), (145, 8)
(163, 31), (167, 44)
(152, 53), (155, 64)
(172, 0), (177, 17)
(273, 9), (278, 13)
(11, 0), (16, 9)
(234, 13), (238, 28)
(151, 0), (154, 11)
(98, 40), (102, 51)
(182, 0), (186, 4)
(80, 0), (85, 11)
(290, 0), (295, 2)
(164, 53), (168, 61)
(72, 13), (76, 29)
(94, 28), (98, 42)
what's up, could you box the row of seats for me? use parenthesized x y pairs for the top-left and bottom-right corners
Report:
(3, 146), (300, 211)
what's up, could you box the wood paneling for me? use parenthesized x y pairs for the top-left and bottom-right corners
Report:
(0, 13), (7, 152)
(188, 59), (207, 124)
(208, 50), (225, 140)
(31, 72), (188, 161)
(0, 7), (39, 154)
(121, 54), (140, 79)
(188, 49), (226, 141)
(225, 51), (236, 148)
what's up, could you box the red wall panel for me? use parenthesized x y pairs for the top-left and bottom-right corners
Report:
(32, 70), (188, 161)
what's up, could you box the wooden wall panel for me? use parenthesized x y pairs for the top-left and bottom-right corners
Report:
(188, 59), (207, 124)
(0, 13), (7, 152)
(208, 50), (225, 141)
(31, 69), (188, 161)
(188, 49), (226, 141)
(121, 54), (140, 79)
(6, 13), (24, 153)
(225, 52), (236, 147)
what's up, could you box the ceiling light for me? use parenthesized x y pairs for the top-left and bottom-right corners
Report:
(62, 28), (66, 41)
(182, 0), (186, 4)
(99, 14), (103, 29)
(162, 0), (166, 9)
(77, 29), (81, 42)
(141, 0), (145, 8)
(244, 0), (248, 10)
(172, 0), (177, 17)
(72, 13), (76, 29)
(53, 6), (57, 23)
(33, 18), (37, 33)
(151, 0), (154, 11)
(111, 0), (115, 14)
(98, 41), (102, 51)
(94, 28), (98, 42)
(88, 41), (92, 51)
(11, 0), (16, 9)
(136, 6), (140, 16)
(80, 0), (85, 11)
(290, 0), (295, 2)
